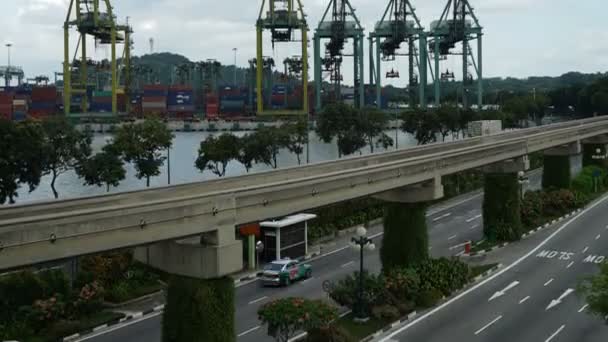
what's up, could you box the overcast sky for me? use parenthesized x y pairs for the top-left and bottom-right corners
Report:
(1, 0), (606, 87)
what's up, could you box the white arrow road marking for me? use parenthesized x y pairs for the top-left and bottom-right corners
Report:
(578, 304), (589, 313)
(466, 214), (482, 223)
(489, 281), (520, 301)
(474, 315), (503, 335)
(545, 324), (565, 342)
(519, 296), (530, 304)
(546, 289), (574, 310)
(433, 213), (452, 222)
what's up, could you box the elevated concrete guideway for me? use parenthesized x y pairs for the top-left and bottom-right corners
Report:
(2, 117), (608, 270)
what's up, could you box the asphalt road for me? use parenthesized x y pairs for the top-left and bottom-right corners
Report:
(76, 189), (490, 342)
(381, 195), (608, 342)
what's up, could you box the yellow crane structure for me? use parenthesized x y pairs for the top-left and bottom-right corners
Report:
(63, 0), (132, 115)
(256, 0), (309, 116)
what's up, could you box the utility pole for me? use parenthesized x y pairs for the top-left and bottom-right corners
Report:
(233, 48), (237, 85)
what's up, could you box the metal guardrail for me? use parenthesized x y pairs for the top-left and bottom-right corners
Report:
(1, 116), (608, 269)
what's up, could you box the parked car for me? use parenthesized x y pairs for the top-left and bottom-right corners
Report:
(261, 259), (312, 287)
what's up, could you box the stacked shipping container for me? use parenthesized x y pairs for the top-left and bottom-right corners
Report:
(30, 86), (57, 118)
(12, 95), (28, 121)
(219, 85), (246, 118)
(167, 85), (195, 119)
(206, 94), (219, 120)
(142, 85), (167, 116)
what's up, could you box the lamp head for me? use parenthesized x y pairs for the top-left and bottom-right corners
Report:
(355, 226), (367, 238)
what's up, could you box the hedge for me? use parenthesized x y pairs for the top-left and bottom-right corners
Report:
(381, 202), (428, 272)
(162, 275), (235, 342)
(482, 173), (522, 242)
(542, 155), (572, 189)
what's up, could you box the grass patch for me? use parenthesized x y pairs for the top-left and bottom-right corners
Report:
(470, 239), (496, 253)
(469, 263), (499, 280)
(334, 313), (391, 340)
(30, 311), (125, 342)
(105, 280), (164, 304)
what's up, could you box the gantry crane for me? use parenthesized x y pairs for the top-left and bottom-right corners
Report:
(248, 57), (275, 113)
(369, 0), (427, 109)
(63, 0), (132, 115)
(428, 0), (482, 109)
(256, 0), (309, 116)
(314, 0), (364, 111)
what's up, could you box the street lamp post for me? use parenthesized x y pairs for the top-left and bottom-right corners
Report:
(5, 43), (12, 87)
(517, 171), (530, 200)
(232, 48), (238, 85)
(351, 226), (376, 323)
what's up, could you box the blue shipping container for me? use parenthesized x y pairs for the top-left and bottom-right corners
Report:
(30, 102), (56, 110)
(143, 89), (168, 97)
(167, 91), (194, 106)
(12, 112), (27, 121)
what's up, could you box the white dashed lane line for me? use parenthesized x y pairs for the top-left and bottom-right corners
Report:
(341, 261), (355, 268)
(474, 315), (503, 335)
(544, 278), (554, 287)
(466, 214), (482, 223)
(544, 324), (565, 342)
(578, 304), (588, 313)
(238, 326), (260, 337)
(248, 296), (268, 305)
(519, 296), (530, 304)
(432, 213), (452, 222)
(582, 246), (589, 253)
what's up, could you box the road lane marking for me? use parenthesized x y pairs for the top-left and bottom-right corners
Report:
(583, 246), (589, 253)
(449, 241), (470, 250)
(567, 261), (574, 268)
(425, 193), (482, 217)
(583, 255), (606, 264)
(379, 193), (608, 342)
(489, 281), (520, 302)
(596, 234), (601, 240)
(474, 315), (503, 335)
(544, 279), (554, 286)
(74, 311), (163, 341)
(249, 296), (268, 305)
(341, 261), (355, 268)
(578, 304), (589, 313)
(546, 289), (574, 310)
(448, 234), (457, 241)
(519, 296), (530, 304)
(301, 277), (314, 284)
(469, 224), (480, 230)
(238, 325), (261, 337)
(466, 214), (482, 223)
(432, 213), (452, 222)
(544, 324), (565, 342)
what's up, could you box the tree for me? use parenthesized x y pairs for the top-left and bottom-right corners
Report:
(258, 298), (338, 342)
(76, 144), (126, 192)
(284, 118), (308, 165)
(435, 105), (460, 141)
(578, 262), (608, 323)
(40, 118), (92, 199)
(253, 127), (289, 169)
(401, 111), (440, 145)
(195, 133), (239, 177)
(316, 103), (366, 157)
(0, 120), (45, 204)
(114, 118), (174, 187)
(236, 134), (259, 173)
(359, 108), (393, 153)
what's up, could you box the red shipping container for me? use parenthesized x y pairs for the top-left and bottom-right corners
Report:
(169, 85), (193, 91)
(32, 86), (57, 101)
(0, 93), (13, 104)
(143, 84), (168, 91)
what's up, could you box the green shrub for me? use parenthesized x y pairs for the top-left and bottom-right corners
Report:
(38, 269), (70, 299)
(306, 325), (355, 342)
(106, 281), (131, 303)
(329, 271), (384, 312)
(381, 202), (428, 272)
(0, 271), (44, 322)
(572, 166), (607, 195)
(416, 288), (443, 308)
(44, 320), (82, 341)
(414, 258), (469, 297)
(371, 305), (400, 321)
(163, 276), (235, 342)
(383, 268), (420, 304)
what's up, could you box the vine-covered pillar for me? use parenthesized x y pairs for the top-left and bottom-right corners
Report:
(135, 227), (241, 342)
(481, 156), (529, 242)
(542, 142), (582, 189)
(582, 135), (608, 169)
(374, 177), (444, 272)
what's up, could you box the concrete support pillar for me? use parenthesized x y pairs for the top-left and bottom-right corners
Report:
(247, 235), (255, 270)
(481, 157), (528, 242)
(582, 135), (608, 168)
(542, 142), (582, 189)
(135, 226), (241, 342)
(374, 178), (444, 271)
